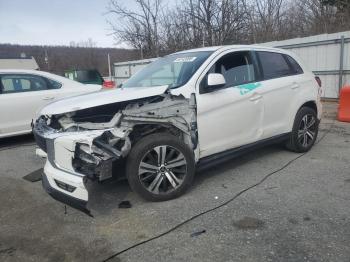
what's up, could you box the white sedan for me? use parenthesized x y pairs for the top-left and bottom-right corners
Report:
(0, 69), (102, 138)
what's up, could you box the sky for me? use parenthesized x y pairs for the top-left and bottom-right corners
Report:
(0, 0), (127, 47)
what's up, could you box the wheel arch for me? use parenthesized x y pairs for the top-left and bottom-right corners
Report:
(128, 123), (194, 150)
(300, 100), (318, 115)
(288, 100), (319, 132)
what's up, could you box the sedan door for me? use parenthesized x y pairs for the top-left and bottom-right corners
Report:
(0, 74), (61, 137)
(196, 51), (264, 158)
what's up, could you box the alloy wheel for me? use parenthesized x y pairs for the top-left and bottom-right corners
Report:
(138, 145), (188, 194)
(298, 114), (317, 147)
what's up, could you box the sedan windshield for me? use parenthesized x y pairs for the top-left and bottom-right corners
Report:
(122, 51), (213, 89)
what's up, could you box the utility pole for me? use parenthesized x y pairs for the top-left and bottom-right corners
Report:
(44, 49), (50, 71)
(140, 43), (144, 59)
(107, 53), (112, 80)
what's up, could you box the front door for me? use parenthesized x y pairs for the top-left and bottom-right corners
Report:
(196, 51), (264, 158)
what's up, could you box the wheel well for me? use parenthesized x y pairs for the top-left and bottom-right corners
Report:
(301, 101), (317, 114)
(129, 124), (182, 146)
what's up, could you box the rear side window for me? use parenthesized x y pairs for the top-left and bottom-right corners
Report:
(285, 55), (303, 74)
(47, 78), (62, 89)
(257, 51), (292, 80)
(0, 74), (61, 94)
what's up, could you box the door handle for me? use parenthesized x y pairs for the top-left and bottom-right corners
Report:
(249, 94), (262, 102)
(43, 96), (55, 100)
(291, 83), (300, 89)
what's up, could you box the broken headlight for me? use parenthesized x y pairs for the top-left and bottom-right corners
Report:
(75, 143), (99, 165)
(73, 143), (114, 181)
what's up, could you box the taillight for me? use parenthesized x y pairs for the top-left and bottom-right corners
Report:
(315, 76), (321, 88)
(103, 80), (115, 89)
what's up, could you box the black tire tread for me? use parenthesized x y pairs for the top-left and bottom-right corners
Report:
(286, 106), (318, 153)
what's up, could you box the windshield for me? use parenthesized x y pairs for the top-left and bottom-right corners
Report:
(122, 51), (213, 89)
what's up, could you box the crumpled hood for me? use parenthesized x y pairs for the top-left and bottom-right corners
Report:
(40, 85), (169, 115)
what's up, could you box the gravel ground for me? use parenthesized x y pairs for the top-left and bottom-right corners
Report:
(0, 102), (349, 262)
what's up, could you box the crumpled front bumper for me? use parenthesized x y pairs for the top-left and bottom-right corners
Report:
(33, 118), (106, 215)
(42, 161), (91, 215)
(43, 159), (88, 204)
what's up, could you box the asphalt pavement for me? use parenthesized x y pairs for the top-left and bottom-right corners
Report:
(0, 102), (349, 262)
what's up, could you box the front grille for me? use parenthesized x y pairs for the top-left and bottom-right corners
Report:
(33, 129), (47, 152)
(32, 117), (56, 153)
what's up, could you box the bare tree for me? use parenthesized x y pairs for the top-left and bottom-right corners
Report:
(243, 0), (291, 43)
(106, 0), (350, 56)
(107, 0), (163, 58)
(162, 0), (247, 51)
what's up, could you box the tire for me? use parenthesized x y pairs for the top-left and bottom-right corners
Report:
(126, 133), (195, 201)
(286, 107), (319, 153)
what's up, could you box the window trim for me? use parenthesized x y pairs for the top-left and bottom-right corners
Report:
(0, 73), (62, 94)
(283, 54), (304, 75)
(199, 50), (259, 94)
(255, 51), (300, 81)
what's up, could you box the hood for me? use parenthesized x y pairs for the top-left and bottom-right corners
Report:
(40, 85), (169, 115)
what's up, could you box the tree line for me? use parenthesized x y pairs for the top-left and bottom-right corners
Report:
(107, 0), (350, 58)
(0, 43), (139, 76)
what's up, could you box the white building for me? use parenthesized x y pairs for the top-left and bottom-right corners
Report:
(0, 56), (39, 70)
(113, 58), (157, 85)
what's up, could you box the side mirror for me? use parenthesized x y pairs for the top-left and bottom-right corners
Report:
(207, 73), (226, 88)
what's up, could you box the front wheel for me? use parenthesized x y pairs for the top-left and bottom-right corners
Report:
(286, 107), (319, 153)
(126, 133), (195, 201)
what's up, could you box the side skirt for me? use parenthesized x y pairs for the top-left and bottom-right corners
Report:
(197, 133), (291, 171)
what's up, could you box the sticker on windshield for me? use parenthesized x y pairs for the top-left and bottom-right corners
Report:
(174, 57), (197, 63)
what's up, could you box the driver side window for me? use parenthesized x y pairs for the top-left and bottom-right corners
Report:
(201, 51), (256, 92)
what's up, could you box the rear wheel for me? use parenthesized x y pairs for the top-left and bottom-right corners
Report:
(126, 133), (195, 201)
(286, 107), (319, 153)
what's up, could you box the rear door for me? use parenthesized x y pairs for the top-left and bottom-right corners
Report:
(0, 74), (62, 137)
(255, 51), (299, 138)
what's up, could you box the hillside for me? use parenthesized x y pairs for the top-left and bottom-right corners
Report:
(0, 44), (140, 76)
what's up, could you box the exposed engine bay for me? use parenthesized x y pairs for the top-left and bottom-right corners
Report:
(34, 92), (198, 183)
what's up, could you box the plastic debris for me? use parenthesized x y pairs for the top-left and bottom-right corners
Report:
(190, 229), (206, 237)
(118, 201), (132, 208)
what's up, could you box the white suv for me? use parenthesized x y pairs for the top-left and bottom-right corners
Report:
(33, 45), (322, 212)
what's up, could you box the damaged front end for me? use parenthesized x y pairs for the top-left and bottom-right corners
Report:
(33, 92), (198, 213)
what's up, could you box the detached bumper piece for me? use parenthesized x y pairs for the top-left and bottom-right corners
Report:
(43, 161), (92, 217)
(42, 174), (92, 217)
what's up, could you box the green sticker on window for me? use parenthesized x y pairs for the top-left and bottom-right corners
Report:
(237, 82), (262, 95)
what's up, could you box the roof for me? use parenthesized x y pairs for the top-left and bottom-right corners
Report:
(0, 57), (39, 70)
(175, 44), (286, 54)
(113, 45), (293, 68)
